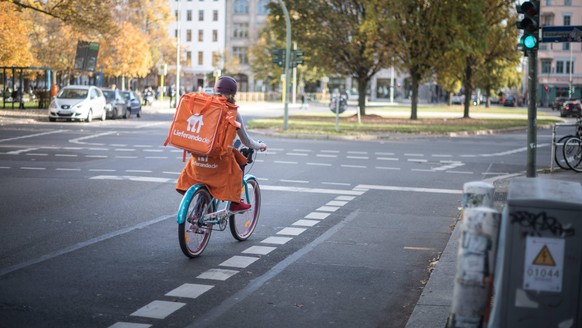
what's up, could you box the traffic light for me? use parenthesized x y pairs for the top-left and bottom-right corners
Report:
(293, 50), (304, 67)
(516, 1), (540, 51)
(272, 49), (284, 67)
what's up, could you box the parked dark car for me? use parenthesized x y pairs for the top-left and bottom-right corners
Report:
(552, 97), (568, 111)
(503, 96), (517, 107)
(120, 91), (142, 118)
(101, 88), (128, 119)
(560, 100), (582, 118)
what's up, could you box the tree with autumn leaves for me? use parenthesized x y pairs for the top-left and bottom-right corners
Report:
(0, 0), (174, 89)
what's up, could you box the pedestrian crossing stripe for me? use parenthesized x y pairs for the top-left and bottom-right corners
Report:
(532, 245), (556, 266)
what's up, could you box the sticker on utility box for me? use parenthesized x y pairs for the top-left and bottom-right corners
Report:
(523, 236), (564, 292)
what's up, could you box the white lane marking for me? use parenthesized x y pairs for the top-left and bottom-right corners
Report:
(412, 169), (433, 172)
(88, 147), (108, 151)
(327, 200), (348, 206)
(377, 157), (398, 161)
(336, 196), (355, 201)
(446, 171), (474, 175)
(89, 169), (116, 172)
(277, 227), (306, 236)
(355, 184), (462, 194)
(162, 171), (181, 175)
(197, 269), (239, 281)
(143, 149), (163, 152)
(6, 148), (38, 154)
(0, 166), (10, 169)
(145, 156), (168, 159)
(110, 144), (127, 147)
(219, 256), (260, 268)
(108, 322), (152, 328)
(321, 150), (340, 153)
(347, 151), (367, 155)
(130, 300), (185, 319)
(26, 153), (48, 156)
(115, 156), (138, 159)
(55, 154), (77, 157)
(70, 131), (117, 145)
(482, 172), (510, 175)
(63, 147), (82, 150)
(405, 153), (424, 157)
(261, 185), (364, 196)
(242, 246), (276, 255)
(0, 130), (64, 143)
(20, 167), (45, 170)
(375, 152), (394, 155)
(292, 149), (312, 152)
(305, 212), (330, 220)
(115, 149), (136, 152)
(407, 159), (427, 163)
(286, 153), (309, 156)
(165, 284), (214, 299)
(346, 156), (369, 159)
(90, 175), (172, 183)
(432, 154), (452, 158)
(404, 246), (436, 251)
(274, 160), (298, 164)
(56, 168), (81, 171)
(86, 155), (107, 158)
(126, 170), (152, 173)
(280, 179), (309, 184)
(293, 219), (319, 227)
(376, 166), (400, 170)
(317, 206), (339, 212)
(261, 236), (292, 245)
(340, 164), (366, 168)
(306, 162), (332, 166)
(321, 182), (350, 186)
(316, 154), (337, 158)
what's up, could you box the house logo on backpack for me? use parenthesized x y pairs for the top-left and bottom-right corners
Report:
(171, 113), (210, 145)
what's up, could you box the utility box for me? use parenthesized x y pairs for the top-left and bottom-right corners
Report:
(488, 177), (582, 328)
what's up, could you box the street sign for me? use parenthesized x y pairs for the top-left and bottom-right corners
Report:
(541, 25), (582, 43)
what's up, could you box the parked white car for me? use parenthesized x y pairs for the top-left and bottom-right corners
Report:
(48, 85), (106, 122)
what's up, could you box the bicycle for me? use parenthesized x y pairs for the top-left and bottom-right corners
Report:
(554, 116), (582, 170)
(176, 144), (262, 258)
(563, 135), (582, 172)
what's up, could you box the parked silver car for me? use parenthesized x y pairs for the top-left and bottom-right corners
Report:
(48, 85), (106, 122)
(101, 88), (128, 119)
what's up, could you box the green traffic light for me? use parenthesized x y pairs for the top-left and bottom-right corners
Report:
(521, 35), (537, 49)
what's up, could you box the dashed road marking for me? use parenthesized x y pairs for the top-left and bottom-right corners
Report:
(261, 236), (292, 244)
(130, 300), (185, 319)
(293, 219), (320, 227)
(197, 269), (239, 281)
(165, 283), (214, 299)
(277, 227), (307, 236)
(219, 256), (260, 268)
(242, 246), (276, 255)
(305, 212), (330, 220)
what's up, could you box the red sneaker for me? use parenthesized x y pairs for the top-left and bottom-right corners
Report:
(229, 200), (251, 212)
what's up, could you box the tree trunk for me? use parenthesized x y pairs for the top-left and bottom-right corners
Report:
(462, 59), (473, 118)
(410, 73), (419, 120)
(357, 78), (368, 116)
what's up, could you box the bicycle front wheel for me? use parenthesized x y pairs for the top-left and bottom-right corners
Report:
(229, 177), (261, 241)
(555, 135), (573, 169)
(179, 187), (214, 258)
(564, 137), (582, 172)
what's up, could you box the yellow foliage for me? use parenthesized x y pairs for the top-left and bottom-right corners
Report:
(0, 2), (34, 66)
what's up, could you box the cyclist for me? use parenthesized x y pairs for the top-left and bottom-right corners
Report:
(175, 76), (267, 212)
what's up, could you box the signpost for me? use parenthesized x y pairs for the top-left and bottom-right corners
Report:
(542, 26), (582, 43)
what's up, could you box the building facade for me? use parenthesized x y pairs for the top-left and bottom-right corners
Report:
(538, 0), (582, 106)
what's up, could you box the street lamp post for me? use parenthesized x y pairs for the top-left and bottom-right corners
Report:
(277, 0), (291, 131)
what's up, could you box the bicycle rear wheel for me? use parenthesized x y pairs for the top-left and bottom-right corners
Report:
(564, 137), (582, 172)
(554, 135), (573, 169)
(179, 187), (214, 258)
(229, 177), (261, 241)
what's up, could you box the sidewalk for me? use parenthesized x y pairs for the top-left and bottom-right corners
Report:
(404, 168), (582, 328)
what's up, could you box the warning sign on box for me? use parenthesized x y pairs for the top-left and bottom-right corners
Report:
(523, 236), (565, 292)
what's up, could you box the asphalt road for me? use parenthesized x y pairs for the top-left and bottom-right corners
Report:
(0, 108), (559, 328)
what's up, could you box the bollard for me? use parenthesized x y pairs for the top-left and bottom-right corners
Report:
(447, 181), (499, 328)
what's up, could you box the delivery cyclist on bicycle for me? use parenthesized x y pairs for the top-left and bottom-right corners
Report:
(175, 76), (267, 212)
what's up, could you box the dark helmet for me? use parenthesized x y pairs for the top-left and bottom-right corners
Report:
(214, 76), (238, 96)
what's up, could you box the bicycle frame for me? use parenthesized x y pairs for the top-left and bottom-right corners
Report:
(176, 173), (257, 225)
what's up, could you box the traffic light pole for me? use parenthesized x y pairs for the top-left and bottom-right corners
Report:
(527, 49), (537, 178)
(278, 0), (291, 131)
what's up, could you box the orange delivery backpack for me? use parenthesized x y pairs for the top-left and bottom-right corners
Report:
(164, 92), (241, 161)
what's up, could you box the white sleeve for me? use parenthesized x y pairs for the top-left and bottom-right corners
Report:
(236, 112), (261, 150)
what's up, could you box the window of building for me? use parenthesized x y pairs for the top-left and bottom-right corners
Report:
(199, 10), (204, 21)
(213, 10), (218, 21)
(186, 29), (192, 41)
(233, 23), (249, 38)
(198, 30), (204, 42)
(212, 30), (218, 42)
(186, 10), (192, 21)
(232, 47), (248, 64)
(257, 0), (269, 15)
(565, 0), (572, 5)
(234, 0), (249, 14)
(566, 61), (574, 74)
(175, 10), (178, 20)
(564, 15), (571, 26)
(174, 29), (178, 38)
(542, 15), (553, 27)
(212, 52), (220, 66)
(198, 51), (204, 65)
(186, 51), (192, 66)
(541, 60), (551, 74)
(557, 61), (564, 74)
(563, 42), (570, 51)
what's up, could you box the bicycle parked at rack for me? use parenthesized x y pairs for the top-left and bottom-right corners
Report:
(176, 144), (261, 258)
(553, 116), (582, 171)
